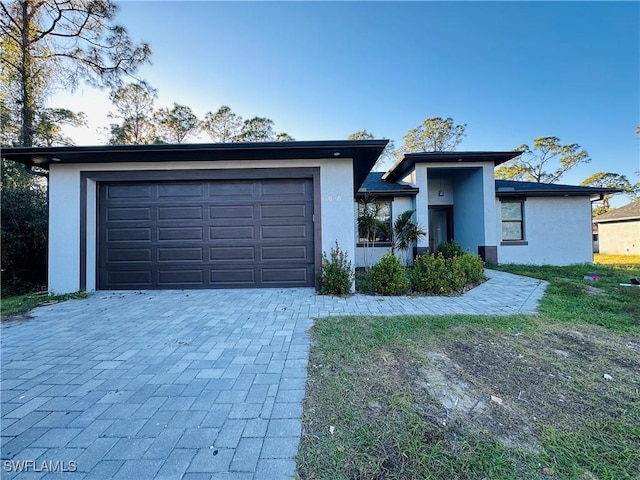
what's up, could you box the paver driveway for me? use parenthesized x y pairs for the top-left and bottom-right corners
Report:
(0, 270), (546, 479)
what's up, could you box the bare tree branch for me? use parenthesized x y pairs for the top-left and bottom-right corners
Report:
(1, 0), (150, 146)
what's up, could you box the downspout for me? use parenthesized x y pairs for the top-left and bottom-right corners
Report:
(590, 194), (603, 255)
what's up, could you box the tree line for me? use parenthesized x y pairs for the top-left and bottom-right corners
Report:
(1, 0), (636, 201)
(104, 81), (294, 145)
(353, 118), (639, 215)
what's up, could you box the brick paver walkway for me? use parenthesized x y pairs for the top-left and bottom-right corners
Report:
(0, 269), (546, 479)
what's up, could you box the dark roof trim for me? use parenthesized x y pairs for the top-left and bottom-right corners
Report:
(355, 188), (419, 198)
(495, 189), (617, 198)
(383, 151), (523, 182)
(0, 140), (388, 191)
(495, 180), (621, 198)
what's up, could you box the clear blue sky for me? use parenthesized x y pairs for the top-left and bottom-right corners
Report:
(54, 1), (639, 200)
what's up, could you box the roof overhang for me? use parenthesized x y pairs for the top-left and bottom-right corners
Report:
(0, 140), (388, 191)
(355, 187), (419, 198)
(496, 186), (622, 199)
(383, 151), (523, 182)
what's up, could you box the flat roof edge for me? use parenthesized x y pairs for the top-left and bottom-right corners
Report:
(0, 139), (389, 166)
(356, 189), (419, 197)
(384, 151), (523, 182)
(496, 189), (621, 197)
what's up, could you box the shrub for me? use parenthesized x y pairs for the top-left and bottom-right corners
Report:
(411, 253), (455, 294)
(455, 251), (485, 284)
(410, 251), (484, 295)
(370, 253), (408, 295)
(446, 255), (468, 293)
(318, 241), (353, 295)
(434, 240), (463, 259)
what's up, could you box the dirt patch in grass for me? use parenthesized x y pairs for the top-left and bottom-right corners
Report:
(367, 323), (640, 456)
(418, 325), (639, 447)
(299, 317), (640, 479)
(414, 350), (540, 452)
(583, 285), (606, 296)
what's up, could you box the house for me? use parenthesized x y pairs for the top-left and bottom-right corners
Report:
(356, 152), (617, 267)
(592, 200), (640, 255)
(1, 141), (617, 293)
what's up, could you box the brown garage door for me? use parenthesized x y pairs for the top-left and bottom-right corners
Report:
(97, 178), (315, 289)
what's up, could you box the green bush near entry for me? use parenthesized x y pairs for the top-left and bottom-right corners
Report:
(434, 240), (463, 259)
(410, 252), (484, 295)
(370, 253), (409, 295)
(455, 251), (486, 285)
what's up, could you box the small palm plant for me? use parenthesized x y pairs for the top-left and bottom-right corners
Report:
(357, 195), (389, 270)
(379, 209), (426, 265)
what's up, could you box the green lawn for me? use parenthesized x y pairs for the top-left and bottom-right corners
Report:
(297, 263), (640, 479)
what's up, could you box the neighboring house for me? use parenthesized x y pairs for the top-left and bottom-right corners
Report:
(1, 141), (617, 293)
(592, 200), (640, 255)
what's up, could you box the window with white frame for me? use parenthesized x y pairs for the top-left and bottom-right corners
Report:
(501, 200), (525, 241)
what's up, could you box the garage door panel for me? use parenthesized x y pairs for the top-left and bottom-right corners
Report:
(210, 182), (255, 197)
(159, 183), (204, 198)
(209, 205), (254, 219)
(209, 246), (255, 261)
(158, 227), (203, 241)
(210, 269), (255, 285)
(99, 178), (315, 289)
(261, 204), (307, 219)
(262, 267), (311, 283)
(106, 207), (152, 221)
(158, 248), (203, 262)
(107, 228), (152, 242)
(107, 270), (152, 286)
(106, 184), (152, 199)
(209, 226), (255, 240)
(158, 269), (204, 286)
(261, 245), (308, 260)
(261, 180), (306, 196)
(158, 206), (203, 220)
(107, 248), (152, 263)
(261, 225), (307, 239)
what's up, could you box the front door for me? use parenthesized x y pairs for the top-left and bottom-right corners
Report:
(429, 206), (453, 252)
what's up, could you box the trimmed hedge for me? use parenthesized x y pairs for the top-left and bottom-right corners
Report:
(357, 247), (486, 296)
(370, 253), (409, 295)
(410, 251), (485, 295)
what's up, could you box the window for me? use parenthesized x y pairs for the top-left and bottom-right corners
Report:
(358, 200), (391, 244)
(501, 201), (525, 241)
